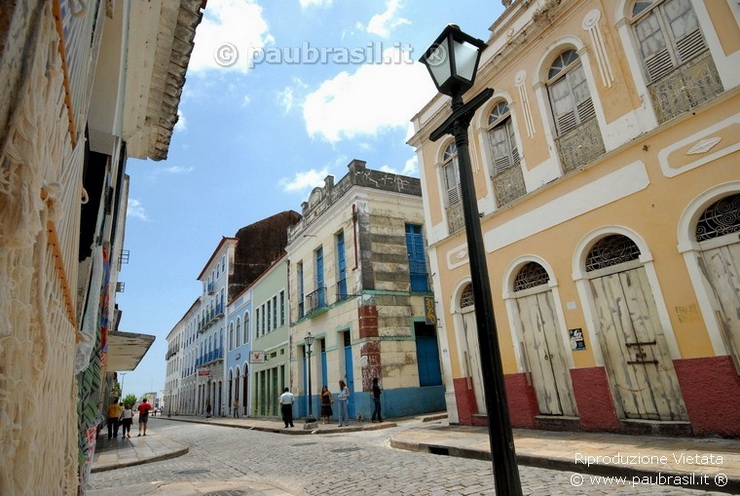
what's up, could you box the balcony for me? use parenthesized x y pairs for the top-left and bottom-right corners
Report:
(304, 287), (327, 316)
(648, 51), (723, 124)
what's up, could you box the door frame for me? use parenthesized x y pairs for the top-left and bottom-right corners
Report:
(503, 256), (577, 416)
(677, 182), (740, 362)
(574, 227), (682, 419)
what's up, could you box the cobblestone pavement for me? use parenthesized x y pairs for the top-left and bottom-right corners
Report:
(86, 418), (729, 496)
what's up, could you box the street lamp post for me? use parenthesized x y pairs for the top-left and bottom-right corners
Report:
(304, 332), (316, 423)
(420, 24), (522, 496)
(119, 372), (127, 401)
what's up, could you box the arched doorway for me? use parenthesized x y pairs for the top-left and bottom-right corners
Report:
(694, 193), (740, 367)
(586, 234), (687, 421)
(512, 262), (577, 416)
(459, 284), (486, 414)
(242, 364), (249, 416)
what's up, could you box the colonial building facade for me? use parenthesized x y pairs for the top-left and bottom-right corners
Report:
(409, 0), (739, 437)
(0, 1), (203, 492)
(287, 160), (445, 420)
(226, 286), (253, 417)
(249, 256), (291, 418)
(165, 211), (301, 418)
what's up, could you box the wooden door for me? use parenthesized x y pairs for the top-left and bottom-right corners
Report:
(462, 310), (486, 414)
(516, 290), (577, 416)
(590, 267), (687, 421)
(700, 241), (740, 365)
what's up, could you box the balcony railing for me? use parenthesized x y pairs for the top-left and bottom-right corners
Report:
(304, 286), (327, 316)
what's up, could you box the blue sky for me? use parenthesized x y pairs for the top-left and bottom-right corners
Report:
(116, 0), (504, 400)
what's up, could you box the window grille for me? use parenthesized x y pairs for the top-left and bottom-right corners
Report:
(460, 284), (474, 308)
(585, 235), (641, 272)
(513, 263), (550, 291)
(695, 194), (740, 242)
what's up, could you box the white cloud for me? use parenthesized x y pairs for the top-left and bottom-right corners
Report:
(174, 109), (186, 132)
(298, 0), (332, 8)
(279, 168), (329, 193)
(302, 48), (436, 143)
(276, 78), (307, 113)
(277, 87), (295, 113)
(162, 165), (194, 174)
(242, 94), (252, 107)
(127, 199), (149, 221)
(366, 0), (410, 37)
(188, 0), (273, 74)
(378, 156), (418, 177)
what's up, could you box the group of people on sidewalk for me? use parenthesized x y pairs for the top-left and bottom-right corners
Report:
(106, 398), (153, 439)
(276, 378), (383, 428)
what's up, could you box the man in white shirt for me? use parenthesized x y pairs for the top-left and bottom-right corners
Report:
(278, 387), (295, 428)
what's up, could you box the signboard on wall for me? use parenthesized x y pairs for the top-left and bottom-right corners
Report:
(197, 370), (210, 376)
(250, 350), (266, 363)
(569, 328), (586, 351)
(424, 297), (436, 325)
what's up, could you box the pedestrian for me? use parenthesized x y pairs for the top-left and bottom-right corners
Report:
(320, 385), (333, 424)
(106, 399), (123, 439)
(278, 387), (295, 428)
(371, 377), (383, 423)
(137, 398), (152, 436)
(233, 399), (239, 418)
(337, 380), (350, 427)
(119, 403), (133, 438)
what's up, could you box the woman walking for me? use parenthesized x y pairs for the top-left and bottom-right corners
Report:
(320, 385), (333, 424)
(119, 403), (134, 438)
(337, 380), (350, 427)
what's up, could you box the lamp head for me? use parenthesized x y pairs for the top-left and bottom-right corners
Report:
(420, 24), (487, 97)
(304, 332), (315, 347)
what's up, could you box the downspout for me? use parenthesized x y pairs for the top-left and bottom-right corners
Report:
(352, 204), (358, 270)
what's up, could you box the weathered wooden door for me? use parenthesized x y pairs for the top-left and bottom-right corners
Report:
(515, 290), (577, 416)
(696, 192), (740, 367)
(590, 266), (687, 421)
(461, 309), (486, 414)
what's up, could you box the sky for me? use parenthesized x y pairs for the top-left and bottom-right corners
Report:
(115, 0), (505, 400)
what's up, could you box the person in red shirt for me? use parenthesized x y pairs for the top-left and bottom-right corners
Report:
(137, 398), (152, 436)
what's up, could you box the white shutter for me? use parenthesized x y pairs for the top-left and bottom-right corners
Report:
(645, 48), (674, 82)
(676, 28), (705, 62)
(557, 111), (577, 134)
(577, 97), (595, 122)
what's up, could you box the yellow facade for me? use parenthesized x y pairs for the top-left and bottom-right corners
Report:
(410, 0), (739, 436)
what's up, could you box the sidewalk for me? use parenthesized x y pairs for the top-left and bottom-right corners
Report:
(91, 414), (740, 494)
(391, 420), (740, 494)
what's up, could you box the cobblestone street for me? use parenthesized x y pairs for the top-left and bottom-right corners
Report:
(86, 418), (729, 495)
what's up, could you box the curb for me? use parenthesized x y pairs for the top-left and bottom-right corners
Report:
(390, 439), (740, 495)
(166, 416), (397, 435)
(91, 446), (190, 473)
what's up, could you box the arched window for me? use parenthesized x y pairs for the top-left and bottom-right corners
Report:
(460, 283), (474, 309)
(441, 142), (464, 233)
(546, 49), (605, 172)
(235, 317), (241, 348)
(585, 235), (641, 272)
(229, 323), (234, 351)
(695, 194), (740, 242)
(488, 102), (519, 173)
(513, 262), (550, 291)
(487, 101), (525, 206)
(548, 50), (594, 136)
(630, 0), (721, 122)
(244, 312), (250, 343)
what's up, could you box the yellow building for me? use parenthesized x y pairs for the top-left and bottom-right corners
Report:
(409, 0), (739, 437)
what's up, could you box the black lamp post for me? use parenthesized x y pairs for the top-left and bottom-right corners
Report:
(420, 24), (522, 496)
(304, 332), (316, 423)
